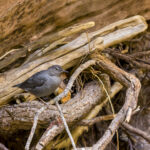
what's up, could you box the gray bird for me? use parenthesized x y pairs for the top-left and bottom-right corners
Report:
(13, 65), (68, 97)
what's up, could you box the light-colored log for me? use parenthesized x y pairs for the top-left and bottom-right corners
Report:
(0, 21), (95, 70)
(1, 0), (150, 57)
(0, 81), (103, 134)
(0, 15), (147, 106)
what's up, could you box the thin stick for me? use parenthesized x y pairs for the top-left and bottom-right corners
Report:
(25, 106), (46, 150)
(25, 97), (53, 150)
(91, 54), (141, 150)
(77, 114), (116, 126)
(55, 101), (77, 150)
(25, 98), (77, 150)
(122, 123), (150, 143)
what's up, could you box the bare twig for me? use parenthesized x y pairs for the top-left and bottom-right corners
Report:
(104, 50), (150, 70)
(55, 101), (77, 150)
(25, 99), (76, 150)
(77, 115), (150, 145)
(77, 114), (116, 126)
(122, 123), (150, 143)
(91, 68), (120, 150)
(130, 50), (150, 57)
(25, 107), (46, 150)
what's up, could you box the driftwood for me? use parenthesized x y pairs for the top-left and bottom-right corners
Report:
(0, 81), (104, 135)
(0, 15), (147, 106)
(0, 21), (95, 70)
(0, 53), (141, 150)
(0, 2), (149, 148)
(0, 0), (150, 57)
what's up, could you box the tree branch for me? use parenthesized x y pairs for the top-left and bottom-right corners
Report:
(77, 114), (116, 126)
(122, 123), (150, 143)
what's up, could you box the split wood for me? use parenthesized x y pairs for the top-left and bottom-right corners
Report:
(0, 15), (147, 106)
(0, 22), (95, 70)
(0, 15), (147, 149)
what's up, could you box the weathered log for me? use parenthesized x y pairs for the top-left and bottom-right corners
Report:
(0, 21), (95, 70)
(0, 81), (104, 135)
(0, 15), (147, 106)
(0, 0), (150, 57)
(0, 1), (149, 149)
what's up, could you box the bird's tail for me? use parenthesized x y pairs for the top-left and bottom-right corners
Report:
(13, 83), (21, 88)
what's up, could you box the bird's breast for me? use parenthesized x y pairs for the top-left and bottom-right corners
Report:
(30, 75), (61, 97)
(45, 76), (61, 93)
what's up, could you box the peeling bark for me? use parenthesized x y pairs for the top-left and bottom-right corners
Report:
(0, 81), (104, 135)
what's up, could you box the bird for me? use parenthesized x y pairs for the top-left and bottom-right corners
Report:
(13, 65), (68, 98)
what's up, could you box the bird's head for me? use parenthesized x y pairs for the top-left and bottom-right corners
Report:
(47, 65), (68, 76)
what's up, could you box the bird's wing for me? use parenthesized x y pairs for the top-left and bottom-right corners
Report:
(20, 72), (47, 89)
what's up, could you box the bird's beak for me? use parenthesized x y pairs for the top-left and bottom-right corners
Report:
(62, 70), (68, 73)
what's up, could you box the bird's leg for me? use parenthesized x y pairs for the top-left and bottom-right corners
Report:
(38, 97), (48, 106)
(54, 80), (71, 104)
(14, 93), (36, 102)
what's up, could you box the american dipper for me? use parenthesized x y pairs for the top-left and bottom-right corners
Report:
(13, 65), (68, 97)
